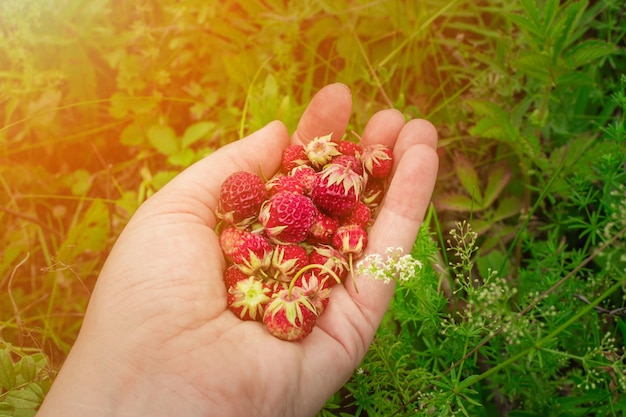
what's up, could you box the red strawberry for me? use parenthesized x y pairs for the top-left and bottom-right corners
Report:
(360, 144), (393, 179)
(305, 134), (341, 170)
(219, 226), (272, 272)
(341, 200), (371, 228)
(288, 165), (317, 195)
(266, 174), (305, 196)
(263, 286), (318, 341)
(282, 144), (309, 172)
(362, 177), (386, 211)
(331, 154), (364, 176)
(311, 163), (363, 217)
(270, 244), (309, 283)
(332, 224), (368, 259)
(259, 191), (317, 244)
(338, 140), (362, 157)
(332, 224), (368, 293)
(217, 171), (267, 225)
(308, 244), (348, 287)
(223, 264), (249, 289)
(227, 275), (272, 321)
(307, 211), (339, 245)
(294, 271), (331, 314)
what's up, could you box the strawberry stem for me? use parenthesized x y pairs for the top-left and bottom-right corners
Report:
(348, 253), (359, 294)
(288, 263), (342, 296)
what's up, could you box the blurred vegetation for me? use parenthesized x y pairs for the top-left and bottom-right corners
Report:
(0, 0), (624, 416)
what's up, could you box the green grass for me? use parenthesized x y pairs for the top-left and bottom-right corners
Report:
(1, 0), (625, 416)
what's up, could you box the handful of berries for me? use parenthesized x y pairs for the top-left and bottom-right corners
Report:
(216, 134), (393, 341)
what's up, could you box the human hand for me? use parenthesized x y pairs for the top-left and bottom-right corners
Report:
(37, 83), (439, 417)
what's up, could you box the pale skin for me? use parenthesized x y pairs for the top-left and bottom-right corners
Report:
(37, 83), (439, 417)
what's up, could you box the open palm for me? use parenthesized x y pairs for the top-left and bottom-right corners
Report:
(38, 84), (439, 417)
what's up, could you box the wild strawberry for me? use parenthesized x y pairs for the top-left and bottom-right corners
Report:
(263, 286), (318, 341)
(266, 174), (305, 196)
(341, 200), (371, 228)
(282, 144), (309, 172)
(332, 224), (368, 259)
(219, 226), (272, 272)
(331, 154), (364, 176)
(305, 133), (341, 170)
(311, 163), (363, 217)
(359, 144), (393, 179)
(362, 177), (386, 211)
(270, 244), (309, 283)
(332, 224), (368, 292)
(227, 275), (272, 321)
(288, 165), (317, 195)
(259, 191), (317, 244)
(308, 245), (348, 287)
(223, 264), (249, 289)
(338, 140), (362, 157)
(307, 211), (339, 245)
(217, 171), (267, 225)
(294, 271), (331, 314)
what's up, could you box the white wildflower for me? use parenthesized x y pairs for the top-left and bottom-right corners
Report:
(356, 247), (422, 285)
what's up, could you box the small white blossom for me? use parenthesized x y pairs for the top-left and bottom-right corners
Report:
(356, 247), (422, 285)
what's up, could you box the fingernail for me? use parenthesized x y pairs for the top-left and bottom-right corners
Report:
(335, 82), (352, 95)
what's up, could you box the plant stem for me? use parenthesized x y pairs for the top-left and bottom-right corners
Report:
(455, 279), (624, 392)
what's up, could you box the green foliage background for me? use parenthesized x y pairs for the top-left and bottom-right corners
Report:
(0, 0), (624, 416)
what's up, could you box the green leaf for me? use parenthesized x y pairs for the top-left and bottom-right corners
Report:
(167, 148), (196, 168)
(12, 408), (37, 417)
(0, 349), (16, 390)
(512, 52), (552, 82)
(120, 122), (147, 147)
(493, 196), (523, 222)
(17, 356), (36, 384)
(58, 200), (110, 261)
(453, 154), (483, 205)
(150, 170), (178, 191)
(6, 389), (40, 409)
(181, 121), (216, 149)
(483, 165), (511, 208)
(506, 13), (541, 37)
(519, 0), (541, 28)
(565, 40), (615, 68)
(147, 125), (179, 156)
(69, 169), (92, 196)
(435, 193), (479, 212)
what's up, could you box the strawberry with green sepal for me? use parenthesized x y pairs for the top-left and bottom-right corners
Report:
(266, 174), (305, 196)
(270, 244), (309, 283)
(359, 143), (393, 179)
(332, 224), (368, 292)
(219, 226), (273, 273)
(259, 191), (317, 244)
(282, 144), (309, 172)
(308, 244), (349, 287)
(294, 270), (332, 314)
(331, 154), (364, 176)
(332, 224), (368, 259)
(305, 133), (341, 170)
(311, 163), (363, 217)
(223, 264), (249, 290)
(227, 275), (272, 322)
(307, 210), (339, 245)
(288, 165), (317, 195)
(217, 171), (267, 225)
(263, 286), (318, 341)
(361, 177), (386, 211)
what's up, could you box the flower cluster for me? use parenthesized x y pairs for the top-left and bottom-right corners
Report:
(356, 247), (422, 284)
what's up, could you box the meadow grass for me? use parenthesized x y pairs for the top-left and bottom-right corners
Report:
(0, 0), (624, 415)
